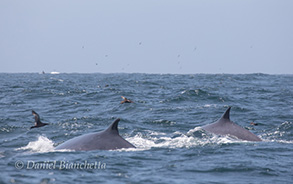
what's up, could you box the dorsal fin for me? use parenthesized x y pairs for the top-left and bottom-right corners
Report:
(105, 118), (120, 134)
(221, 107), (231, 120)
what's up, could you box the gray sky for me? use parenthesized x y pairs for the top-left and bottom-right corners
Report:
(1, 0), (292, 74)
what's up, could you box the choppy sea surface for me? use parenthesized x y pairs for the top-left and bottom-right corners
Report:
(0, 73), (292, 184)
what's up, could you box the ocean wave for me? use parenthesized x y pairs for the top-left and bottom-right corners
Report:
(260, 121), (293, 143)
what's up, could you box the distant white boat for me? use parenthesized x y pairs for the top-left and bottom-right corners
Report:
(50, 71), (60, 75)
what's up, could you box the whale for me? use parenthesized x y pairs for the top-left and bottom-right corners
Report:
(55, 118), (135, 151)
(202, 107), (262, 141)
(30, 110), (49, 129)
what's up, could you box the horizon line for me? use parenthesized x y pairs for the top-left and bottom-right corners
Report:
(0, 71), (292, 75)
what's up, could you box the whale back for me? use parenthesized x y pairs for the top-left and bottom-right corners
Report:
(55, 119), (135, 151)
(202, 107), (262, 141)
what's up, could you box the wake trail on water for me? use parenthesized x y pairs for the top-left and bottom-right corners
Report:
(125, 127), (247, 151)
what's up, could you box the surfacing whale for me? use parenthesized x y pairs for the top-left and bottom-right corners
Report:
(30, 110), (49, 129)
(55, 118), (135, 151)
(202, 107), (262, 141)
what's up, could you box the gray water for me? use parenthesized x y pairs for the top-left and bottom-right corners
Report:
(0, 73), (292, 183)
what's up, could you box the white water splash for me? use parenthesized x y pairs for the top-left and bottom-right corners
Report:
(124, 128), (243, 152)
(17, 135), (55, 153)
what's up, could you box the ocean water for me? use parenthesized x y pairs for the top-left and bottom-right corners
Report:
(0, 73), (292, 184)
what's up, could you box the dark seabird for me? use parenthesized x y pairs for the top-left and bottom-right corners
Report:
(30, 110), (49, 129)
(120, 96), (134, 104)
(250, 122), (258, 126)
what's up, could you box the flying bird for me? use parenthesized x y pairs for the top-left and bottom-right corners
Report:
(30, 110), (49, 129)
(120, 96), (134, 104)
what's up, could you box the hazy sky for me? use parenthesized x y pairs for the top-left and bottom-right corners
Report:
(1, 0), (292, 74)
